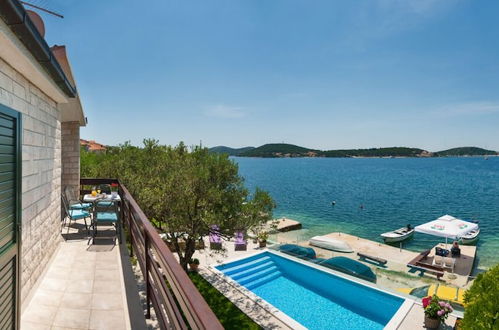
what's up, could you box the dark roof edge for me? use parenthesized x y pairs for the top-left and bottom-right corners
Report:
(0, 0), (76, 98)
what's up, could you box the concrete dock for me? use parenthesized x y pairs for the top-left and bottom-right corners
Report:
(265, 218), (302, 233)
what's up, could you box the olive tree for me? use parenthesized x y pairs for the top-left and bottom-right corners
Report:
(146, 144), (275, 271)
(81, 140), (275, 271)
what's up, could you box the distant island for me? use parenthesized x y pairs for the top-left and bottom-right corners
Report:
(209, 144), (498, 158)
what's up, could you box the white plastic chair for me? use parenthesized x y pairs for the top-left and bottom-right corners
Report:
(432, 255), (444, 267)
(443, 257), (455, 272)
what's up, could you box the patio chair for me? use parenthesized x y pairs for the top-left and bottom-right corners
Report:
(209, 225), (222, 250)
(61, 194), (90, 236)
(443, 257), (455, 273)
(91, 198), (120, 245)
(433, 255), (444, 267)
(234, 231), (247, 251)
(64, 186), (92, 211)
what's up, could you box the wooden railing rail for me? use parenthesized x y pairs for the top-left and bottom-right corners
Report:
(80, 178), (223, 330)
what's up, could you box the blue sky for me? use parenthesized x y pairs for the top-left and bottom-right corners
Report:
(38, 0), (499, 151)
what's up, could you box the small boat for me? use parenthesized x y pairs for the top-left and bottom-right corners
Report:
(309, 236), (353, 253)
(279, 244), (317, 260)
(459, 227), (480, 245)
(320, 256), (376, 282)
(380, 226), (415, 243)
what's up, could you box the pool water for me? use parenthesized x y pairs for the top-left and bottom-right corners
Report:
(216, 252), (404, 329)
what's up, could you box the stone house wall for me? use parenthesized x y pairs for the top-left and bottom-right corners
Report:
(61, 121), (80, 199)
(0, 57), (62, 303)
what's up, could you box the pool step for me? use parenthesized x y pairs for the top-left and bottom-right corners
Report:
(221, 256), (272, 276)
(244, 270), (282, 290)
(231, 261), (275, 280)
(237, 266), (279, 285)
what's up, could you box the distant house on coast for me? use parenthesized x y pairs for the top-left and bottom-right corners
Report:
(0, 1), (86, 327)
(80, 138), (106, 152)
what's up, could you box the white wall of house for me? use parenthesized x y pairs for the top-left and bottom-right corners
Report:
(0, 56), (63, 303)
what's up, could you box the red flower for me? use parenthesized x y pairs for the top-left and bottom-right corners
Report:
(422, 296), (432, 308)
(111, 183), (118, 187)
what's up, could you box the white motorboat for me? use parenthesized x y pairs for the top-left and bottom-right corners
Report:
(309, 236), (353, 253)
(459, 227), (480, 245)
(380, 226), (415, 243)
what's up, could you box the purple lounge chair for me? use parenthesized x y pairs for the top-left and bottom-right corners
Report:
(209, 225), (222, 250)
(234, 231), (247, 251)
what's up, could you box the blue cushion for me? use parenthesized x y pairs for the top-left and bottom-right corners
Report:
(69, 209), (90, 220)
(96, 212), (118, 222)
(70, 203), (92, 210)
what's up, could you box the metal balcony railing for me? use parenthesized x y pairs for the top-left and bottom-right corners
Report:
(80, 179), (223, 330)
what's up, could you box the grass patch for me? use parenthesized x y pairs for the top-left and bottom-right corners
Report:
(376, 268), (435, 283)
(189, 272), (261, 330)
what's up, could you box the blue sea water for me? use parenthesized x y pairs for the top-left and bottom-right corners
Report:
(234, 157), (499, 269)
(217, 252), (403, 330)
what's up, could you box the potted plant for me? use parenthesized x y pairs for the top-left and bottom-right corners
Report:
(189, 258), (200, 272)
(422, 295), (453, 329)
(258, 231), (268, 248)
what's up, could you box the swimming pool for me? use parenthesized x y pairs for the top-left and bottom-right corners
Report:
(215, 251), (410, 329)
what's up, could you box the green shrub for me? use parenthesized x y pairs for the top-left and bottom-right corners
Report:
(460, 264), (499, 329)
(188, 273), (261, 329)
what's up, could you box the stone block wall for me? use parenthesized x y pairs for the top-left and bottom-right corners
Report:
(0, 57), (62, 304)
(61, 121), (80, 199)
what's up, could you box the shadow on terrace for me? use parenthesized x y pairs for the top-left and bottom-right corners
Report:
(21, 178), (222, 330)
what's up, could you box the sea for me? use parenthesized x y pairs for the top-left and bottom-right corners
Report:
(234, 156), (499, 270)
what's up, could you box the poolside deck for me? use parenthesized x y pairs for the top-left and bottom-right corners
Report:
(193, 235), (465, 330)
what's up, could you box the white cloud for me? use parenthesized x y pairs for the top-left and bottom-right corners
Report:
(204, 104), (245, 119)
(431, 101), (499, 118)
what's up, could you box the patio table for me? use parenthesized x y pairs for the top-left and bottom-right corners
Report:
(83, 193), (121, 203)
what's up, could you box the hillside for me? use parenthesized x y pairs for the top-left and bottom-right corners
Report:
(434, 147), (498, 157)
(209, 146), (255, 156)
(240, 143), (321, 157)
(211, 144), (497, 158)
(323, 147), (430, 158)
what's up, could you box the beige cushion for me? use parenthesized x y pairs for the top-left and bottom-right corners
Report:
(433, 255), (443, 266)
(443, 257), (455, 268)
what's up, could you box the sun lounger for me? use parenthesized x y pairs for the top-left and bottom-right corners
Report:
(234, 231), (247, 251)
(209, 225), (222, 250)
(428, 284), (466, 305)
(357, 252), (387, 265)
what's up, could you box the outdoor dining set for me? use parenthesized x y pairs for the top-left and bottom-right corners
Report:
(61, 184), (122, 244)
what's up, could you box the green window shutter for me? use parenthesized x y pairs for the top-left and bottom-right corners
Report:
(0, 104), (21, 330)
